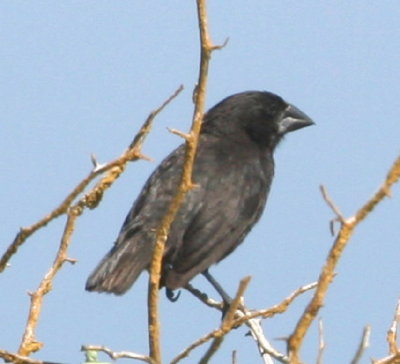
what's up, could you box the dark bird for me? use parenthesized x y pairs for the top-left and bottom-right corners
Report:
(86, 91), (314, 296)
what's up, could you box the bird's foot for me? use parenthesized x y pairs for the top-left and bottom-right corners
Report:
(166, 288), (181, 302)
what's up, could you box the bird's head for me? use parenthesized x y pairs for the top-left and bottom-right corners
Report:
(201, 91), (314, 149)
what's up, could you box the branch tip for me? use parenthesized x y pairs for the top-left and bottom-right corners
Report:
(64, 257), (78, 265)
(320, 184), (346, 224)
(211, 36), (229, 51)
(350, 325), (371, 364)
(167, 127), (192, 141)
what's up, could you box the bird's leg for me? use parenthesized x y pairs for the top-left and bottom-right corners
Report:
(202, 270), (232, 306)
(163, 263), (181, 302)
(165, 288), (181, 302)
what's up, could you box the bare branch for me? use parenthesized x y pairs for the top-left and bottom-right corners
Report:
(243, 316), (280, 364)
(373, 355), (400, 364)
(147, 0), (223, 362)
(0, 86), (183, 363)
(170, 328), (220, 364)
(374, 299), (400, 364)
(0, 85), (183, 273)
(0, 349), (44, 364)
(316, 319), (325, 364)
(184, 280), (316, 364)
(232, 350), (238, 364)
(354, 155), (400, 224)
(233, 281), (317, 324)
(199, 277), (251, 364)
(350, 325), (371, 364)
(235, 282), (317, 364)
(387, 299), (400, 355)
(167, 127), (192, 141)
(82, 345), (155, 364)
(171, 277), (250, 364)
(320, 185), (346, 224)
(18, 208), (80, 357)
(288, 155), (400, 364)
(0, 349), (68, 364)
(129, 85), (184, 150)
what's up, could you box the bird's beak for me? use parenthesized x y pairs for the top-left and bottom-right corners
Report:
(278, 104), (315, 134)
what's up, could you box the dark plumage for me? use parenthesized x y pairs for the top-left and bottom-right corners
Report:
(86, 91), (314, 295)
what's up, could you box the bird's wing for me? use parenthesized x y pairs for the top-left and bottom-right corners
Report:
(86, 144), (190, 294)
(163, 140), (273, 289)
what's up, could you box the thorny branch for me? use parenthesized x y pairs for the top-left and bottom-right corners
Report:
(198, 277), (251, 364)
(288, 155), (400, 364)
(0, 86), (183, 363)
(0, 85), (183, 274)
(2, 0), (400, 361)
(172, 280), (317, 364)
(18, 209), (80, 357)
(147, 0), (226, 362)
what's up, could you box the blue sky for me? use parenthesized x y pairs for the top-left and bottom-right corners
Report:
(1, 1), (400, 363)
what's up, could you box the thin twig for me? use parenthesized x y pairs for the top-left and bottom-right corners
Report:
(320, 185), (346, 224)
(82, 345), (155, 364)
(183, 281), (316, 364)
(288, 155), (400, 364)
(243, 316), (277, 364)
(170, 328), (220, 364)
(235, 282), (317, 364)
(171, 278), (250, 364)
(387, 299), (400, 355)
(0, 86), (183, 362)
(129, 85), (184, 149)
(18, 208), (80, 357)
(320, 185), (346, 235)
(198, 277), (251, 364)
(232, 350), (238, 364)
(316, 319), (325, 364)
(233, 281), (317, 324)
(350, 325), (371, 364)
(374, 299), (400, 364)
(0, 85), (183, 274)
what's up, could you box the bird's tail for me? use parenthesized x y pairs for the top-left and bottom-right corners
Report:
(85, 241), (152, 295)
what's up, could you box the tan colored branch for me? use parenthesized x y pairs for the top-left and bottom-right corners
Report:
(387, 300), (400, 355)
(233, 281), (317, 324)
(170, 277), (250, 364)
(288, 155), (400, 364)
(179, 280), (316, 364)
(198, 277), (251, 364)
(18, 208), (80, 357)
(374, 299), (400, 364)
(82, 345), (155, 364)
(1, 86), (183, 363)
(0, 349), (45, 364)
(0, 85), (183, 274)
(147, 0), (226, 362)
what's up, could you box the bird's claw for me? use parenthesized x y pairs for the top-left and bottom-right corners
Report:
(166, 288), (181, 302)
